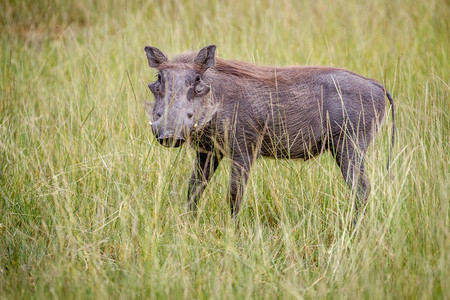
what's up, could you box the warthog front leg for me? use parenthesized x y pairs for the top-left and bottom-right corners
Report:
(187, 151), (221, 214)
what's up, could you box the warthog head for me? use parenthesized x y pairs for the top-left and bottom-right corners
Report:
(144, 45), (218, 147)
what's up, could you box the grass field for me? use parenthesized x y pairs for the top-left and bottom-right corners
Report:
(1, 0), (448, 298)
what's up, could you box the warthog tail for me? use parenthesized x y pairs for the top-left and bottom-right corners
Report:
(385, 90), (395, 172)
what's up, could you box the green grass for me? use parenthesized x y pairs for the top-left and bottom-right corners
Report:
(1, 0), (448, 298)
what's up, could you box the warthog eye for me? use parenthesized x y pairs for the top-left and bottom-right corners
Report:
(195, 75), (201, 82)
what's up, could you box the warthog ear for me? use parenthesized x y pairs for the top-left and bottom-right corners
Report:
(144, 46), (168, 68)
(194, 45), (216, 72)
(144, 101), (155, 120)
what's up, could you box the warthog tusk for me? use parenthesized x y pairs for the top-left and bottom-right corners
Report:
(148, 121), (153, 126)
(193, 123), (198, 128)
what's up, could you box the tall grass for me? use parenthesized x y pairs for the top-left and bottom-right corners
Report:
(1, 0), (448, 298)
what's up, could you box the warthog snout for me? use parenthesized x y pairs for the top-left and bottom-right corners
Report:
(150, 119), (186, 148)
(153, 130), (185, 148)
(157, 136), (185, 148)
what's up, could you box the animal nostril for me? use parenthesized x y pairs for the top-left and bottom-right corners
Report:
(187, 112), (194, 119)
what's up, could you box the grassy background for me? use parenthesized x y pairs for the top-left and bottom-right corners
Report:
(1, 0), (448, 298)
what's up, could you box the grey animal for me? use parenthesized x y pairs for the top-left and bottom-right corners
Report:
(144, 45), (395, 220)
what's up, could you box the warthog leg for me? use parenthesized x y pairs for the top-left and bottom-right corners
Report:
(187, 151), (221, 214)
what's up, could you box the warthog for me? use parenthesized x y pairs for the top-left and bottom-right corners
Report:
(144, 45), (395, 220)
